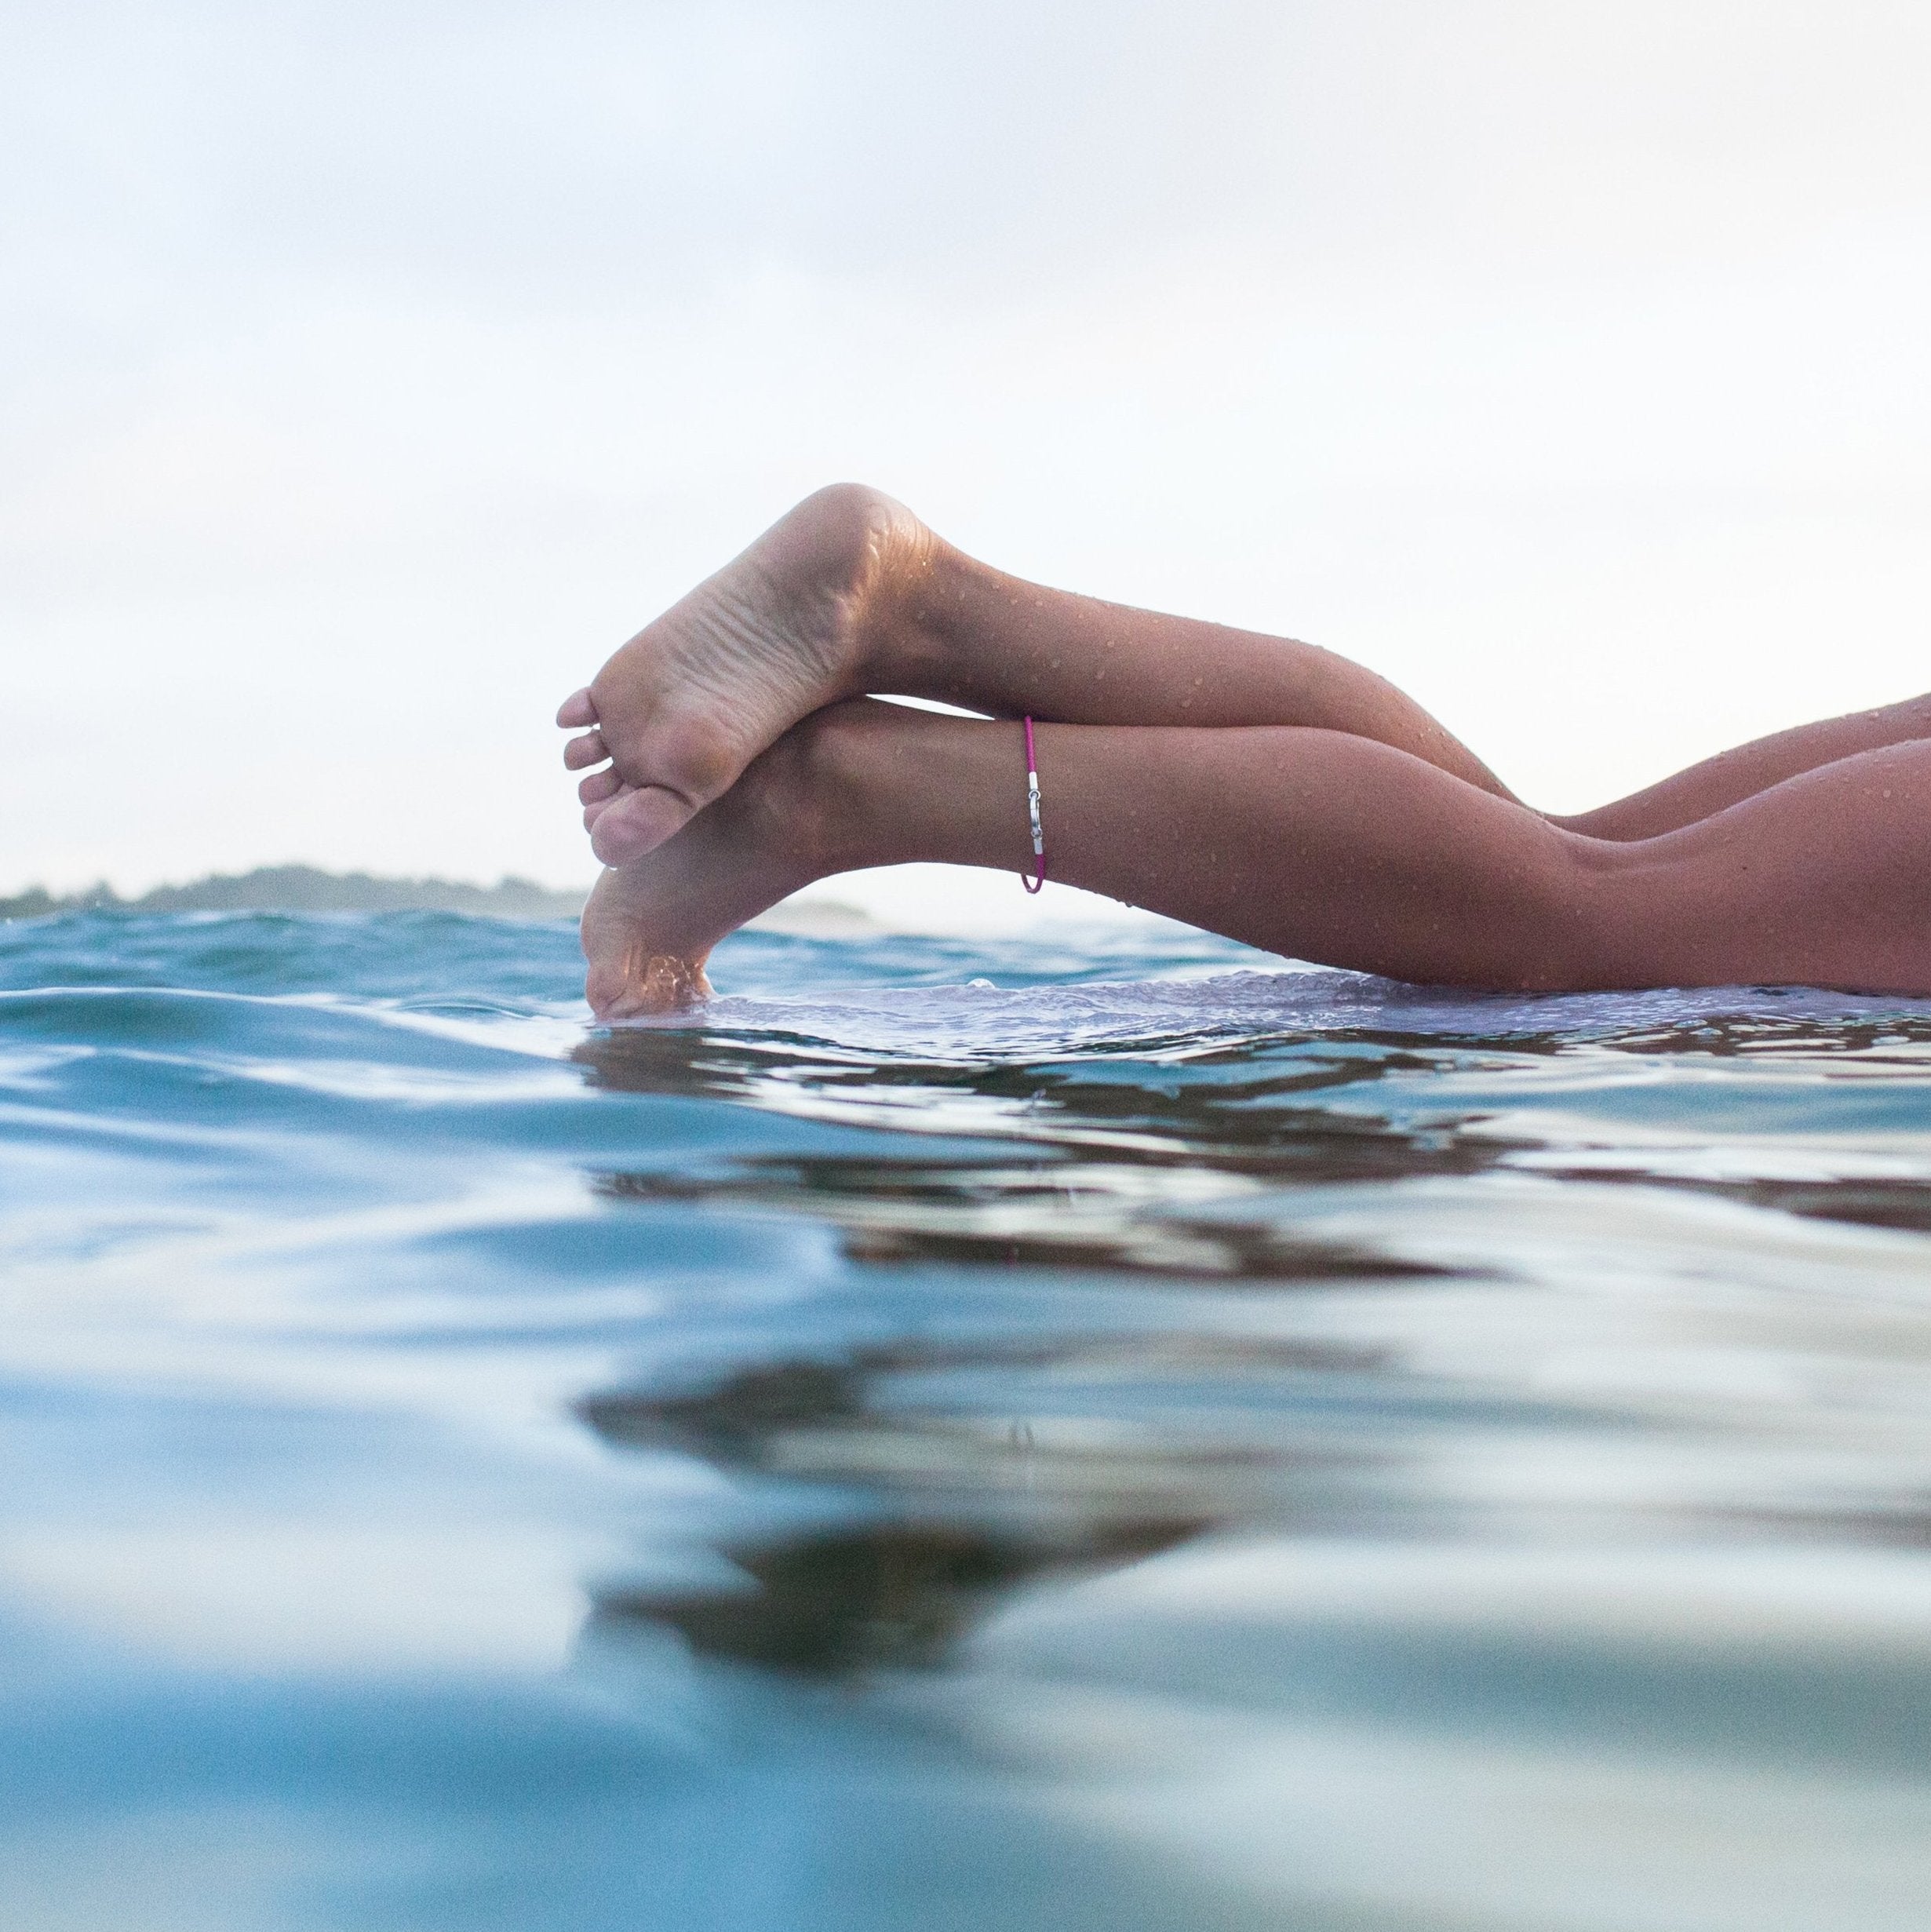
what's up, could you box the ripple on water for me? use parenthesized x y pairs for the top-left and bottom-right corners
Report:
(2, 911), (1931, 1930)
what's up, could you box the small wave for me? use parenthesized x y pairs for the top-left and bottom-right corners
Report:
(8, 909), (1931, 1930)
(630, 966), (1931, 1063)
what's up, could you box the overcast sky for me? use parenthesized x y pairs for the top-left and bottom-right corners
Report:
(10, 1), (1931, 908)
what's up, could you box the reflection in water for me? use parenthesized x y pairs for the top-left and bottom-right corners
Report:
(578, 1008), (1931, 1240)
(593, 1521), (1199, 1676)
(596, 1157), (1459, 1278)
(581, 1337), (1397, 1675)
(574, 1022), (1510, 1282)
(571, 1002), (1931, 1682)
(574, 1023), (1483, 1673)
(13, 915), (1931, 1930)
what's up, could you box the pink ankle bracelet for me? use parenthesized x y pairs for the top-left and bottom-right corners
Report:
(1022, 715), (1047, 895)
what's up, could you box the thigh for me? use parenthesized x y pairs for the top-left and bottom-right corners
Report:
(1559, 692), (1931, 841)
(1583, 736), (1931, 993)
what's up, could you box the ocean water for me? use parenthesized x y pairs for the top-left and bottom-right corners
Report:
(5, 909), (1931, 1931)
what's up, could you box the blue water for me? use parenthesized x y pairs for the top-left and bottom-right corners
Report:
(6, 909), (1931, 1930)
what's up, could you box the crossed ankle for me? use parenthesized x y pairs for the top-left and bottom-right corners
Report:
(750, 700), (900, 880)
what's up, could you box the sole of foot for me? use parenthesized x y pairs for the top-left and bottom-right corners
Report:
(560, 483), (931, 869)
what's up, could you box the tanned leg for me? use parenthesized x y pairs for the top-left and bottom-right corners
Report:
(1560, 694), (1931, 839)
(582, 699), (1931, 1016)
(560, 485), (1514, 867)
(560, 482), (1931, 862)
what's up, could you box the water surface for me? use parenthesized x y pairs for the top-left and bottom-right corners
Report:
(5, 909), (1931, 1930)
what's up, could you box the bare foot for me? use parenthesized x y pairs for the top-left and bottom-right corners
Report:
(579, 711), (854, 1019)
(560, 483), (931, 868)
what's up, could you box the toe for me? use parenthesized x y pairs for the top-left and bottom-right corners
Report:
(584, 958), (636, 1019)
(585, 954), (711, 1019)
(564, 729), (608, 771)
(589, 786), (695, 867)
(579, 766), (622, 805)
(556, 687), (598, 729)
(584, 781), (632, 833)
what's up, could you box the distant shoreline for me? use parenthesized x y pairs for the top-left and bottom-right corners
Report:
(0, 866), (589, 921)
(0, 866), (882, 936)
